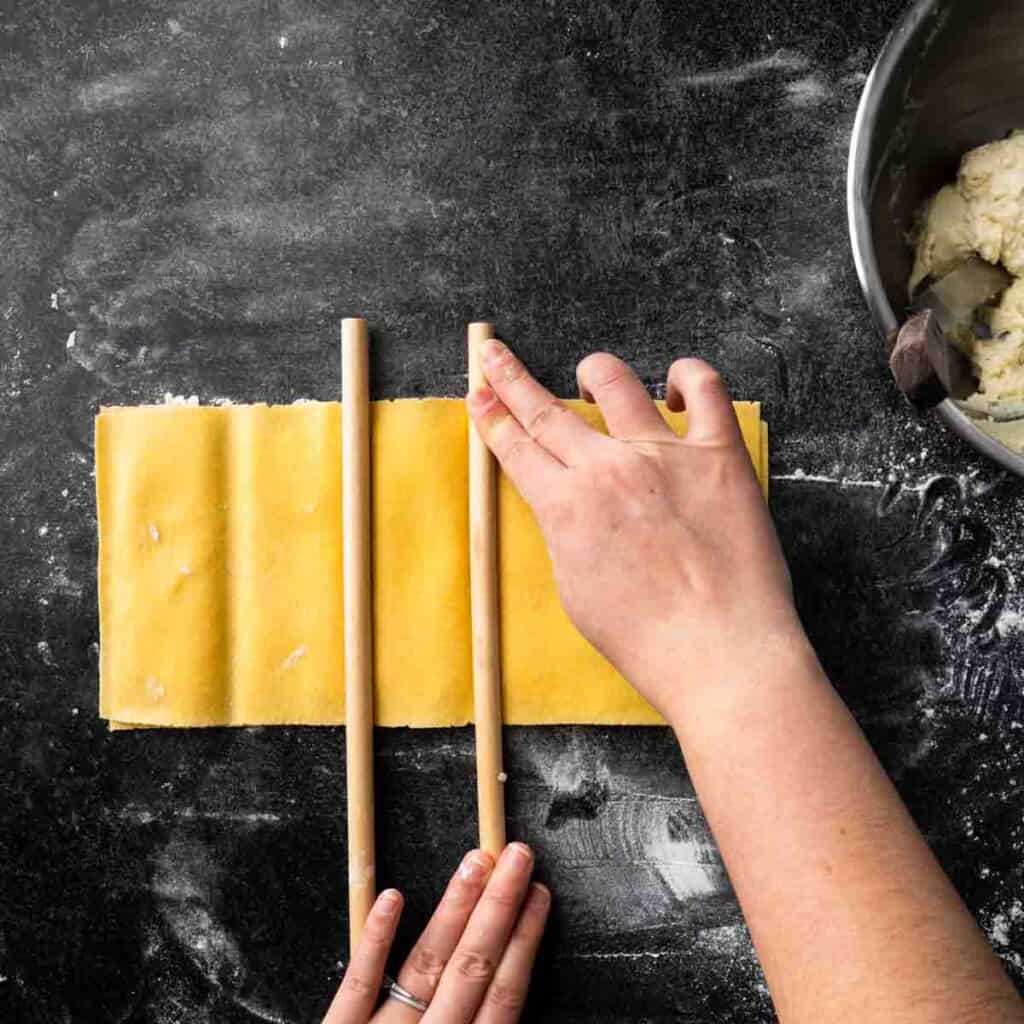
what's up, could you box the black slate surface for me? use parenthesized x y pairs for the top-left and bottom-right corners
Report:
(3, 1), (1024, 1021)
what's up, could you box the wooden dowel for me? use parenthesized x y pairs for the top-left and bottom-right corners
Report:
(467, 321), (507, 856)
(342, 317), (375, 951)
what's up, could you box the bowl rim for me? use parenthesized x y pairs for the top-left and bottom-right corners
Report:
(846, 0), (1024, 476)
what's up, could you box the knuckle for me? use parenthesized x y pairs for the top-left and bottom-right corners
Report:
(478, 404), (511, 434)
(499, 437), (532, 465)
(496, 352), (526, 383)
(673, 358), (721, 386)
(485, 979), (527, 1012)
(452, 949), (497, 981)
(580, 352), (629, 389)
(340, 971), (377, 998)
(485, 882), (524, 910)
(444, 879), (480, 911)
(694, 367), (724, 391)
(408, 944), (447, 982)
(359, 922), (393, 951)
(526, 399), (565, 438)
(597, 452), (640, 487)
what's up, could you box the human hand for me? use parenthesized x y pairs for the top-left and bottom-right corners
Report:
(466, 342), (806, 723)
(323, 843), (549, 1023)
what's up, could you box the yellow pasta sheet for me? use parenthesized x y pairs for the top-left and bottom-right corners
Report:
(97, 400), (768, 728)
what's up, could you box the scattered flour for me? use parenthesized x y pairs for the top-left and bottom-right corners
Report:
(678, 50), (809, 89)
(645, 820), (721, 900)
(772, 470), (885, 488)
(990, 900), (1024, 946)
(996, 605), (1024, 637)
(786, 73), (830, 108)
(36, 640), (55, 667)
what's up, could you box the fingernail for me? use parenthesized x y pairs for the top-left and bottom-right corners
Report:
(467, 386), (495, 410)
(482, 338), (506, 365)
(529, 882), (551, 905)
(503, 842), (533, 867)
(458, 850), (493, 882)
(378, 889), (402, 911)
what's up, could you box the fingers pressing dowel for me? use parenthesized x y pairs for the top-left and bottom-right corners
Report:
(466, 387), (563, 509)
(421, 843), (537, 1022)
(473, 339), (603, 467)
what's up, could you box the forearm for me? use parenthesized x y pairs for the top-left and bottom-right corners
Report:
(667, 632), (1022, 1024)
(465, 344), (1022, 1020)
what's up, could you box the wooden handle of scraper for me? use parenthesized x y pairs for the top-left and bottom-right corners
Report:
(342, 317), (375, 950)
(468, 321), (507, 856)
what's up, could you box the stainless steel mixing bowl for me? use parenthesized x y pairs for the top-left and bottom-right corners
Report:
(847, 0), (1024, 474)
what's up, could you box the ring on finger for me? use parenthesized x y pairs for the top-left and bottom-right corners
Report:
(383, 975), (430, 1014)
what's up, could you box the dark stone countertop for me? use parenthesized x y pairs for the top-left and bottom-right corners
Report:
(3, 1), (1024, 1021)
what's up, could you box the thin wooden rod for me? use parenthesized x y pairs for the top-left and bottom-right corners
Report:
(467, 321), (507, 856)
(342, 317), (375, 950)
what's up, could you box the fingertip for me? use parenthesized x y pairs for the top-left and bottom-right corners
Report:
(529, 882), (551, 905)
(577, 350), (669, 439)
(671, 356), (713, 373)
(575, 352), (615, 402)
(481, 337), (509, 368)
(374, 889), (403, 917)
(501, 842), (534, 868)
(665, 357), (739, 444)
(521, 883), (552, 937)
(457, 848), (495, 883)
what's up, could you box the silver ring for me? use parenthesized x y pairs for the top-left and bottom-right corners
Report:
(384, 976), (430, 1014)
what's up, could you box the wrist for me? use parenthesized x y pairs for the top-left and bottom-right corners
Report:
(650, 616), (825, 738)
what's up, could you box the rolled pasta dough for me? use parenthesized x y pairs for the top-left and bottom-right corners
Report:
(96, 399), (768, 729)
